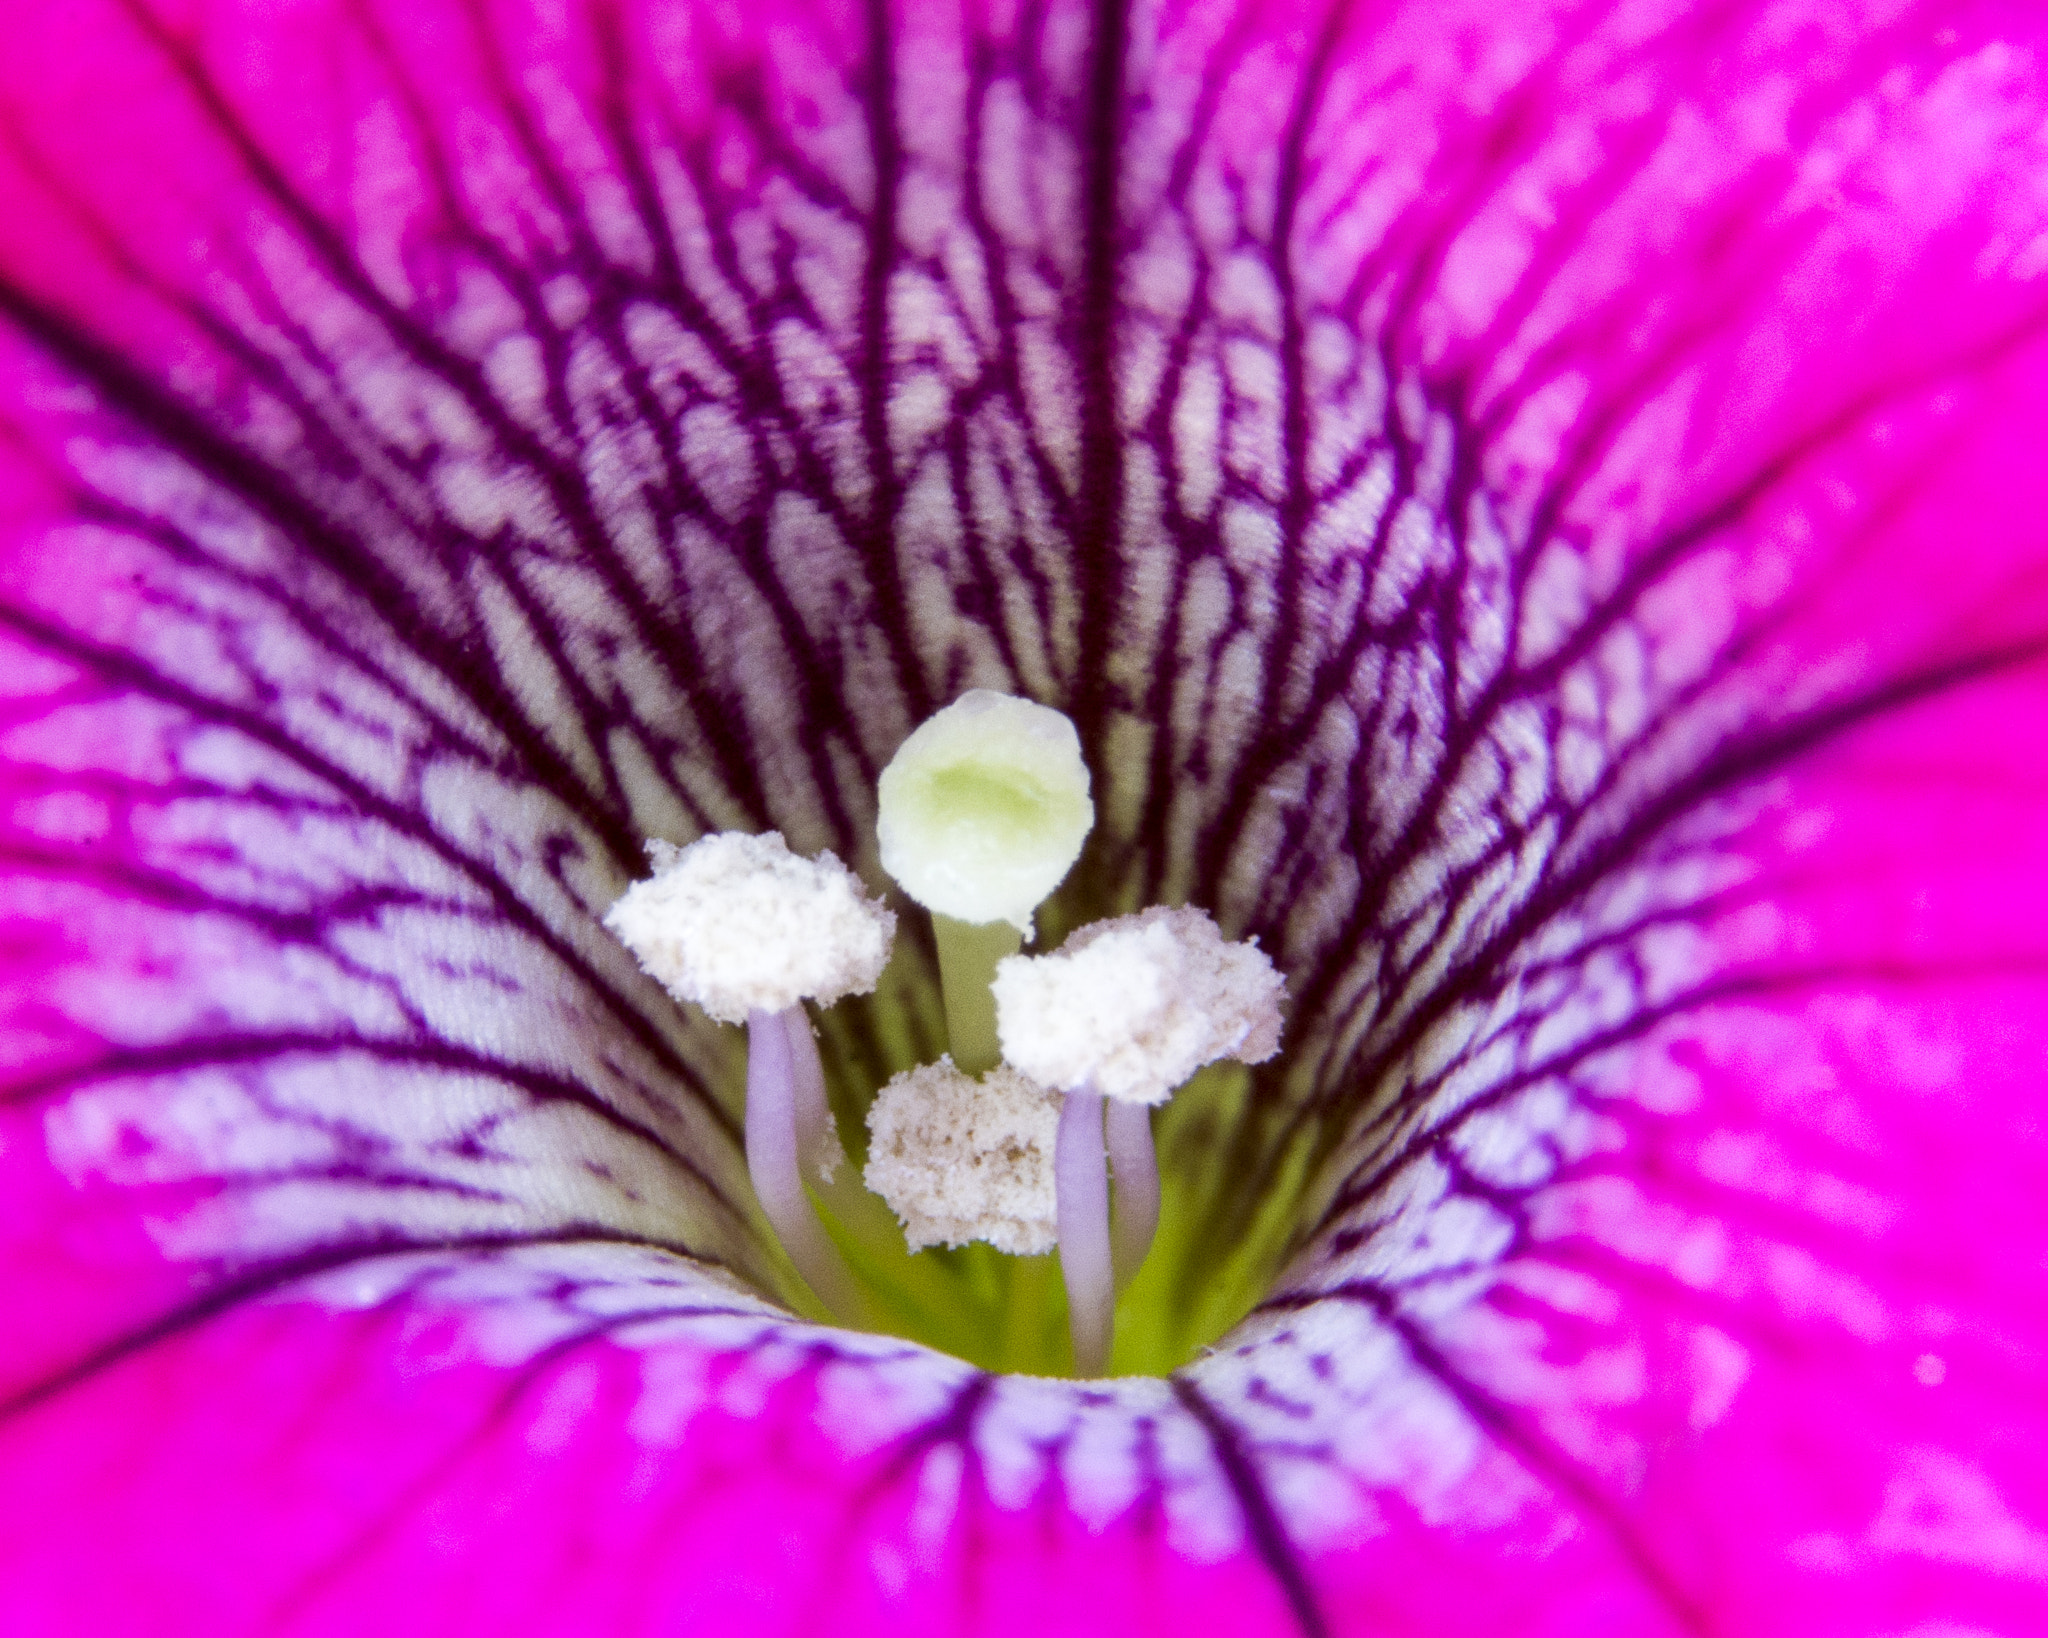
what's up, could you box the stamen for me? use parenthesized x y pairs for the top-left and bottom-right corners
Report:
(991, 906), (1285, 1104)
(747, 1006), (859, 1319)
(994, 907), (1286, 1373)
(876, 690), (1093, 1070)
(1104, 1099), (1158, 1296)
(784, 1004), (844, 1188)
(1054, 1086), (1112, 1377)
(603, 831), (895, 1024)
(863, 1057), (1062, 1256)
(603, 830), (894, 1320)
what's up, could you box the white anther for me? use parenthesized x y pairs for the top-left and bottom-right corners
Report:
(863, 1057), (1062, 1255)
(991, 906), (1285, 1104)
(603, 831), (896, 1025)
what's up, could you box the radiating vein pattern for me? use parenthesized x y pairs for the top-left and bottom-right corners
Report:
(3, 0), (2046, 1622)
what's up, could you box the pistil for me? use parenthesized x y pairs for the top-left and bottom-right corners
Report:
(931, 915), (1022, 1077)
(876, 689), (1093, 1067)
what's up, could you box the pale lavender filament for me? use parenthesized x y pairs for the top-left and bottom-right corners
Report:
(782, 1006), (847, 1189)
(746, 1005), (859, 1321)
(1056, 1086), (1113, 1376)
(1105, 1099), (1160, 1295)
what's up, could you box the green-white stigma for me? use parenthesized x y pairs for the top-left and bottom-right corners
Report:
(876, 689), (1094, 936)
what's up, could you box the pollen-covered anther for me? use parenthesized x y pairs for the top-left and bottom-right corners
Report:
(602, 830), (895, 1024)
(991, 906), (1286, 1104)
(863, 1057), (1061, 1256)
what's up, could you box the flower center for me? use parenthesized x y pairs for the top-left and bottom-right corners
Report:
(608, 691), (1301, 1378)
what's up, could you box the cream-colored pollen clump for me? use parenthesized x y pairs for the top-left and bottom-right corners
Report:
(992, 906), (1285, 1104)
(864, 1058), (1062, 1255)
(603, 831), (895, 1025)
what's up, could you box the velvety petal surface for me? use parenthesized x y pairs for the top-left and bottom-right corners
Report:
(3, 0), (2047, 1633)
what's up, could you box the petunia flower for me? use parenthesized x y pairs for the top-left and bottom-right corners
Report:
(3, 0), (2047, 1633)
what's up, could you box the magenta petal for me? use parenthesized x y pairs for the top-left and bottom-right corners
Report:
(5, 0), (2048, 1634)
